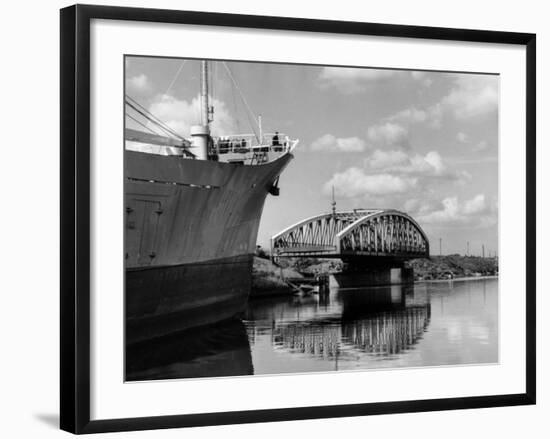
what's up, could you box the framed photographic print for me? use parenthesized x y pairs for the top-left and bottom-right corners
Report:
(60, 4), (536, 434)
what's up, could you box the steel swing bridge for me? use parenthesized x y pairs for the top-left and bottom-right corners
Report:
(271, 209), (430, 263)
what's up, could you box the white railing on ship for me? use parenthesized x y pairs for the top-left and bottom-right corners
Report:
(215, 133), (293, 154)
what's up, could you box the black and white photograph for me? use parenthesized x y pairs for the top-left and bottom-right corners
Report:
(124, 56), (499, 381)
(0, 0), (544, 435)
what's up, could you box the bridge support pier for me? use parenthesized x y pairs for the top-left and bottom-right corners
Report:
(329, 260), (414, 288)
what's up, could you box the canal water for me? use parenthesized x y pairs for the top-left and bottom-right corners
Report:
(126, 278), (498, 381)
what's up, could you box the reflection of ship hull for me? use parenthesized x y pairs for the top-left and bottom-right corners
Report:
(126, 318), (253, 381)
(125, 150), (292, 343)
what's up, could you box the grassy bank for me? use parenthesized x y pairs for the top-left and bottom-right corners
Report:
(406, 255), (498, 280)
(251, 256), (303, 297)
(251, 254), (499, 294)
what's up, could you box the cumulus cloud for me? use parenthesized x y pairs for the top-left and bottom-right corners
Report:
(387, 104), (443, 128)
(324, 168), (417, 198)
(414, 151), (448, 177)
(418, 197), (461, 224)
(364, 149), (469, 182)
(457, 132), (468, 143)
(366, 149), (409, 169)
(463, 194), (488, 215)
(366, 122), (409, 148)
(321, 67), (396, 82)
(388, 107), (428, 123)
(411, 71), (433, 87)
(310, 134), (367, 152)
(473, 140), (489, 152)
(318, 67), (432, 94)
(441, 75), (498, 119)
(148, 94), (236, 137)
(318, 68), (397, 93)
(127, 74), (151, 94)
(415, 194), (497, 228)
(381, 74), (498, 130)
(322, 147), (471, 203)
(404, 198), (439, 215)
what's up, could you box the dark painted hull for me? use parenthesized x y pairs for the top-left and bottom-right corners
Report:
(126, 255), (252, 343)
(125, 150), (292, 342)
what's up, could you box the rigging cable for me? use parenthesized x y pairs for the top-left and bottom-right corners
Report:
(163, 60), (187, 97)
(125, 99), (180, 140)
(125, 113), (161, 135)
(229, 75), (241, 134)
(125, 95), (181, 137)
(222, 62), (260, 142)
(125, 95), (185, 141)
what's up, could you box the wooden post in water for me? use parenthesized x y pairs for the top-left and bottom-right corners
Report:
(318, 273), (329, 296)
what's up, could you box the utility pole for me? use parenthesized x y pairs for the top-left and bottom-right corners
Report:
(482, 244), (485, 258)
(331, 186), (336, 216)
(467, 241), (470, 256)
(439, 238), (442, 257)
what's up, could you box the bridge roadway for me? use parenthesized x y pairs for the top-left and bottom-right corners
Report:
(270, 209), (429, 266)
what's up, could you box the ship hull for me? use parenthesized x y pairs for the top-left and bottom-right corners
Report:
(126, 254), (252, 343)
(125, 150), (292, 343)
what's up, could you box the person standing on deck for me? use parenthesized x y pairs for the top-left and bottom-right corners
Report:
(272, 131), (280, 146)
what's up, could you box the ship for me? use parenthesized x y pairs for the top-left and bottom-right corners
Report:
(125, 60), (298, 344)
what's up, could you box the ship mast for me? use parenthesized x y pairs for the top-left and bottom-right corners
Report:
(190, 60), (212, 160)
(200, 60), (210, 126)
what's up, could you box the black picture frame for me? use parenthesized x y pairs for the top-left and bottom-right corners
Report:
(60, 4), (536, 434)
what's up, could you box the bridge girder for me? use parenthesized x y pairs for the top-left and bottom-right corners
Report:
(271, 209), (429, 261)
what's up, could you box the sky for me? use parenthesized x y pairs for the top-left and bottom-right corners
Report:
(125, 56), (499, 257)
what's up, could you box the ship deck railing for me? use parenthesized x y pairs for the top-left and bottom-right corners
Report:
(214, 133), (295, 155)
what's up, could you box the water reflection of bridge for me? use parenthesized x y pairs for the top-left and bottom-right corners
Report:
(246, 285), (431, 362)
(342, 307), (430, 355)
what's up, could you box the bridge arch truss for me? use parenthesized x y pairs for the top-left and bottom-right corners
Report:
(271, 209), (429, 261)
